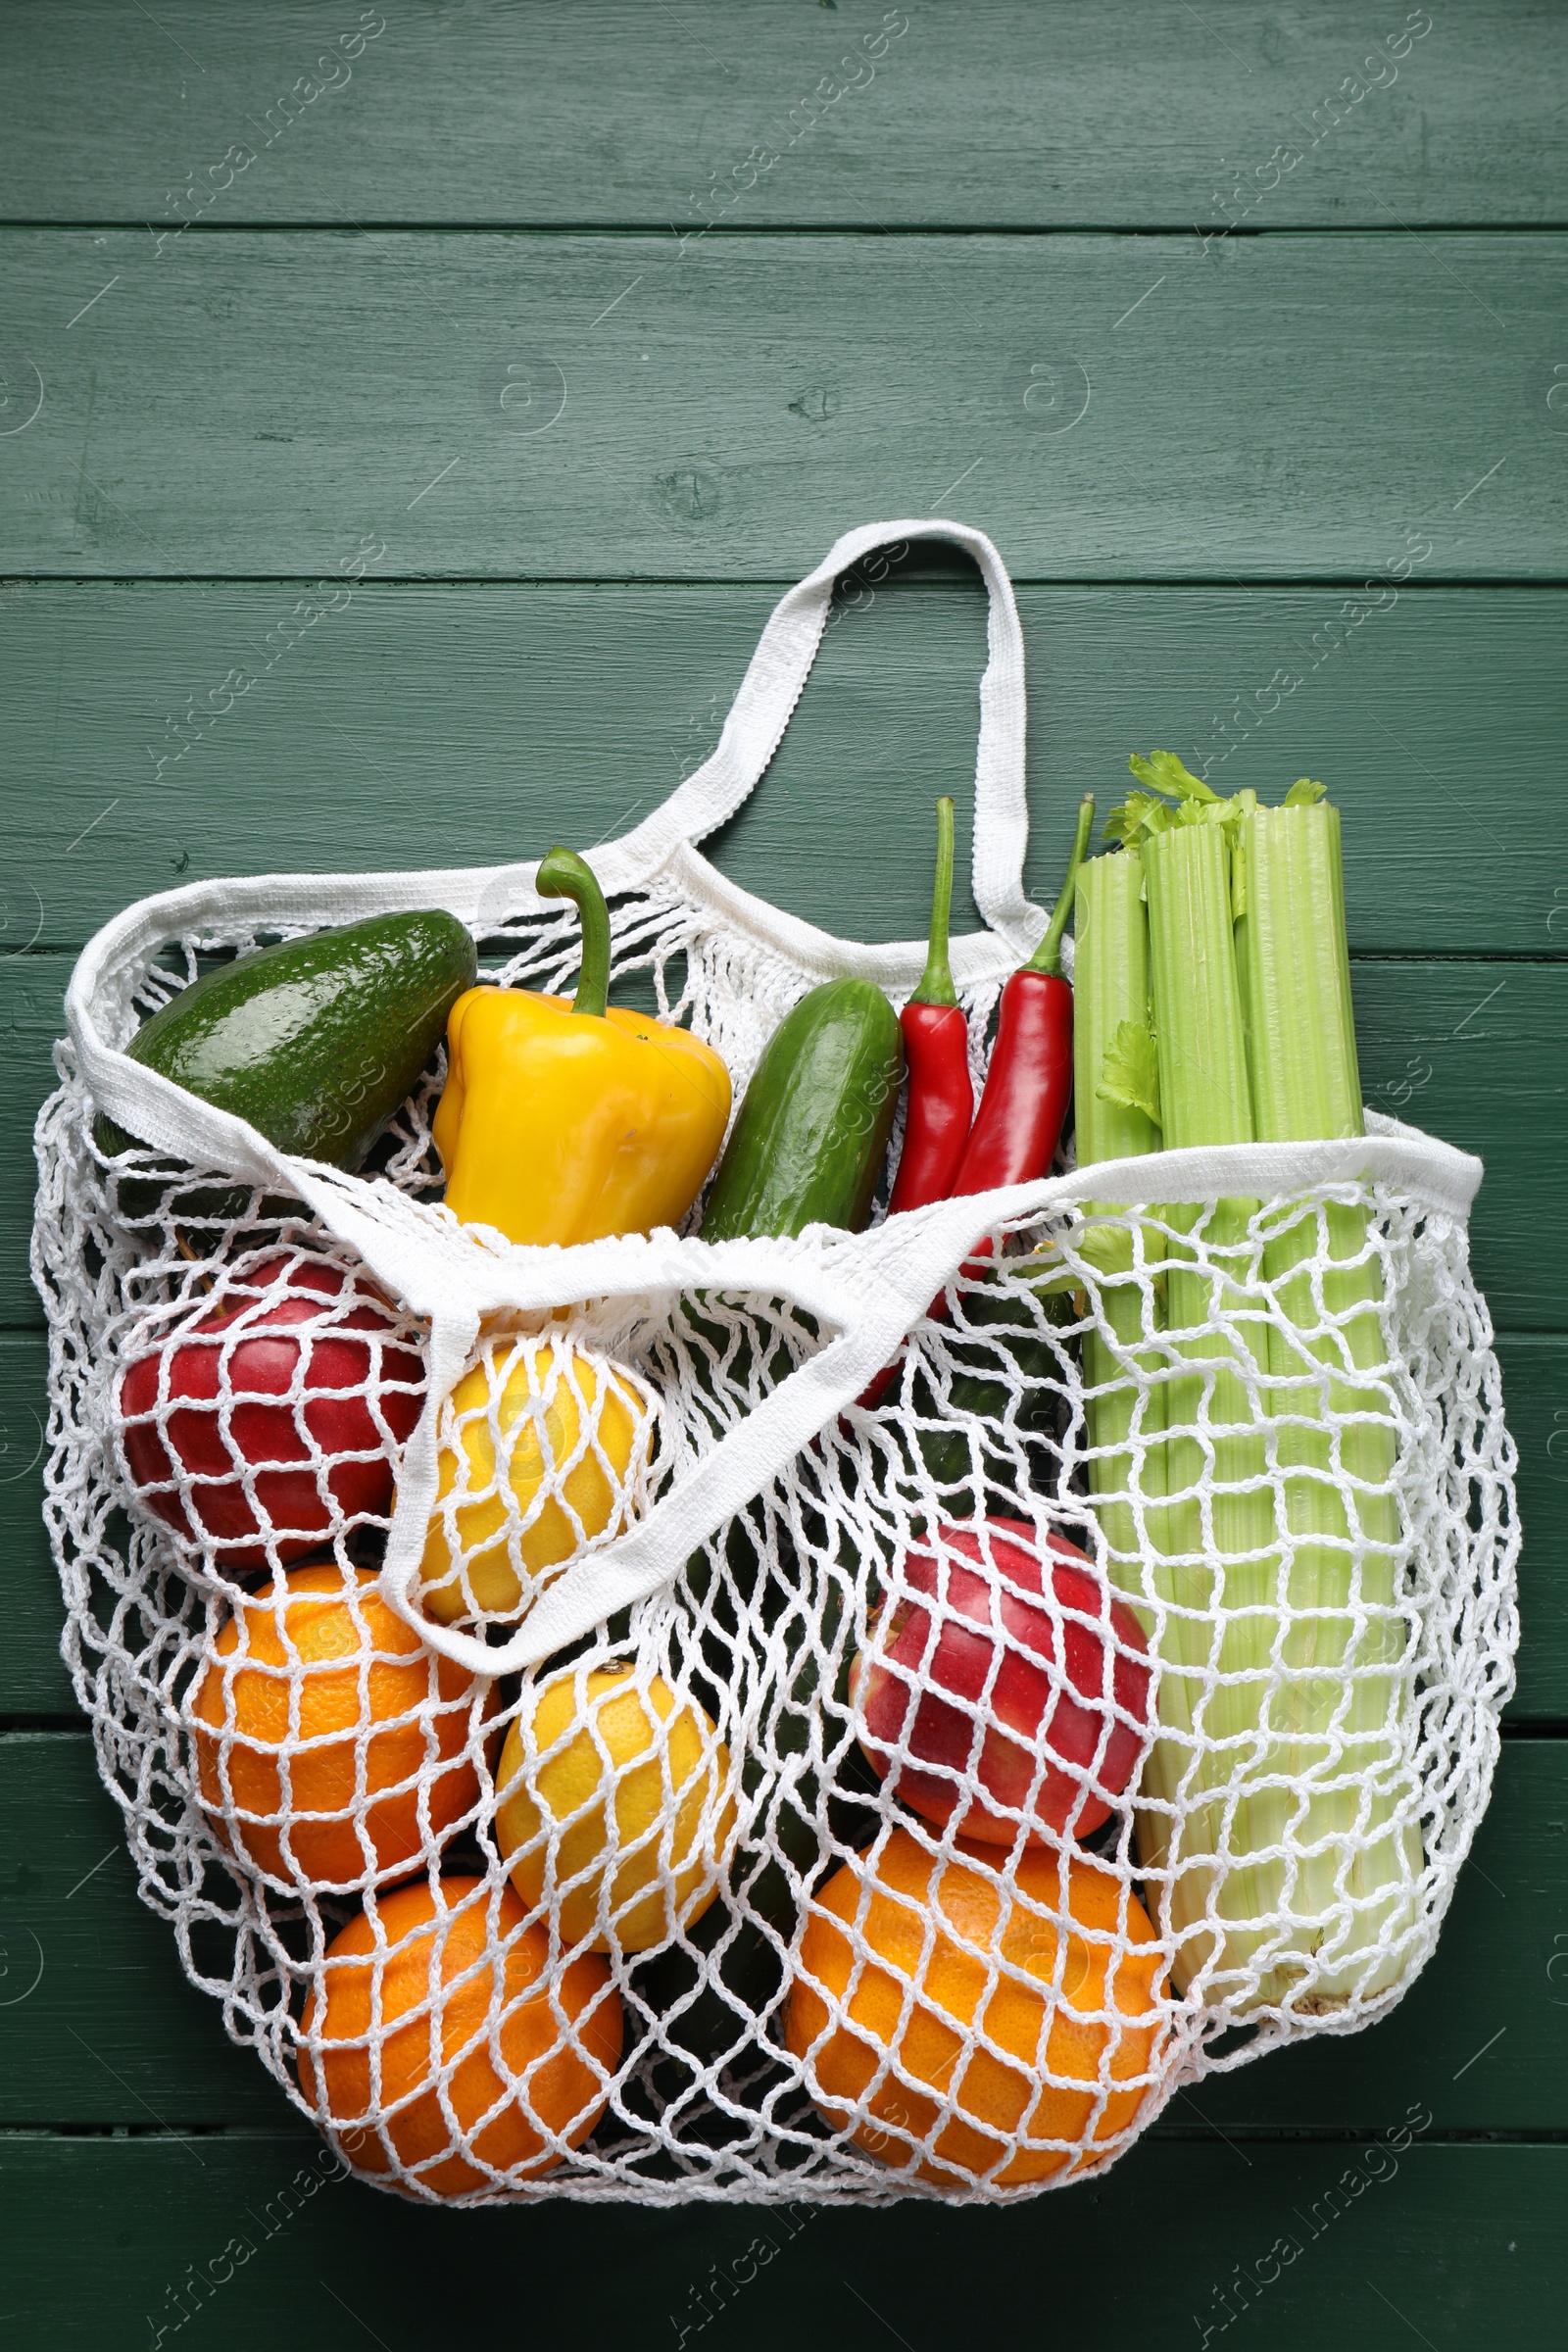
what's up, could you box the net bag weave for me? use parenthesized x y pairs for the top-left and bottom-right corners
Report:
(31, 519), (1519, 2206)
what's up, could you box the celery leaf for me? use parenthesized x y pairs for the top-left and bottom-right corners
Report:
(1175, 797), (1239, 829)
(1072, 1220), (1137, 1280)
(1097, 1018), (1162, 1129)
(1129, 749), (1221, 805)
(1102, 789), (1171, 847)
(1284, 776), (1327, 806)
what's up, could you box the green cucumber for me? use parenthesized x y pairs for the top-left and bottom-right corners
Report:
(95, 909), (476, 1201)
(900, 1275), (1074, 1502)
(699, 978), (904, 1241)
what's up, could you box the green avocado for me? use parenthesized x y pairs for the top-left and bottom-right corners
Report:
(698, 977), (905, 1242)
(95, 908), (477, 1206)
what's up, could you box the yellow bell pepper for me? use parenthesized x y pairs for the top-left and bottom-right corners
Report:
(433, 846), (731, 1247)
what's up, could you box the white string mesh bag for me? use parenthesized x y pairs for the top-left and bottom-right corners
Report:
(30, 519), (1519, 2206)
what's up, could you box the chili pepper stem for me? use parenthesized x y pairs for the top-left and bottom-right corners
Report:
(912, 797), (958, 1007)
(1025, 795), (1096, 976)
(537, 846), (612, 1018)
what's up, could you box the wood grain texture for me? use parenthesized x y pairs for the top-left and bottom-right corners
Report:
(0, 1338), (73, 1714)
(0, 1729), (1560, 2132)
(2, 2), (1561, 230)
(1496, 1336), (1568, 1719)
(0, 2132), (1561, 2348)
(1349, 962), (1568, 1332)
(4, 230), (1564, 579)
(3, 581), (1564, 956)
(2, 1330), (1559, 1719)
(6, 955), (1564, 1325)
(0, 1736), (283, 2126)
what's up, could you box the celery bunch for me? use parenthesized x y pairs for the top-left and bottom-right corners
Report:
(1073, 755), (1421, 2014)
(1071, 850), (1163, 1574)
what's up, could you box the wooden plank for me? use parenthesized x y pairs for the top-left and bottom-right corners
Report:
(2, 2), (1559, 230)
(1496, 1337), (1568, 1721)
(0, 1735), (287, 2124)
(4, 956), (65, 1330)
(1349, 962), (1567, 1333)
(3, 1331), (1559, 1722)
(0, 2132), (1561, 2349)
(7, 955), (1564, 1327)
(3, 230), (1564, 580)
(0, 1712), (1558, 2127)
(2, 581), (1564, 957)
(0, 1337), (74, 1715)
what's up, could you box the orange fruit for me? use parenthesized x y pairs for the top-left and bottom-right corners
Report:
(785, 1827), (1166, 2185)
(190, 1563), (493, 1889)
(299, 1875), (621, 2195)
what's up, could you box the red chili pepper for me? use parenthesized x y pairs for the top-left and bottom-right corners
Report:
(951, 792), (1095, 1203)
(888, 796), (973, 1216)
(859, 799), (1094, 1415)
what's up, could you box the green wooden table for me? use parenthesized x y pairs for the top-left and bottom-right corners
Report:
(2, 5), (1564, 2343)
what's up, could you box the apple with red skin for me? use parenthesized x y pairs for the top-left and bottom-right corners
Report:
(848, 1517), (1152, 1843)
(117, 1251), (425, 1570)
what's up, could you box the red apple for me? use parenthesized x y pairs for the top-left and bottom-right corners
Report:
(116, 1250), (425, 1570)
(848, 1517), (1152, 1843)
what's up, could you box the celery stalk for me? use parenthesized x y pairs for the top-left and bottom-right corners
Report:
(1072, 852), (1163, 1582)
(1077, 770), (1421, 2013)
(1136, 821), (1287, 1986)
(1239, 801), (1421, 2006)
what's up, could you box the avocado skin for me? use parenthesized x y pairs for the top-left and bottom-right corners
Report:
(95, 909), (477, 1207)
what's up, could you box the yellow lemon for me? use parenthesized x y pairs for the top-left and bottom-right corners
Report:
(418, 1334), (655, 1625)
(494, 1667), (736, 1952)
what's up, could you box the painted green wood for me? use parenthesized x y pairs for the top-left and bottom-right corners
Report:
(1348, 962), (1568, 1333)
(0, 1727), (1558, 2132)
(3, 582), (1564, 957)
(0, 1337), (74, 1716)
(4, 230), (1564, 580)
(1496, 1336), (1568, 1721)
(0, 1736), (283, 2125)
(2, 2), (1558, 231)
(6, 955), (1563, 1327)
(0, 1329), (1558, 1719)
(3, 955), (65, 1330)
(0, 2133), (1560, 2350)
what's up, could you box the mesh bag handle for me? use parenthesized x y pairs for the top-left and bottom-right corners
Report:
(609, 515), (1042, 960)
(252, 1119), (1483, 1681)
(373, 1191), (1025, 1679)
(65, 517), (1034, 1138)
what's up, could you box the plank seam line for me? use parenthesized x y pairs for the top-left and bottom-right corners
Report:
(3, 220), (1568, 238)
(3, 575), (1567, 592)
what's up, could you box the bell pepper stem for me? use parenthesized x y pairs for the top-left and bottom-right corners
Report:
(1025, 794), (1096, 976)
(912, 796), (958, 1007)
(536, 846), (612, 1018)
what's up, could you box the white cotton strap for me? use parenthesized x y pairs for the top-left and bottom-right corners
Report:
(371, 1122), (1485, 1679)
(606, 518), (1040, 958)
(62, 516), (1038, 1083)
(373, 1200), (1007, 1680)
